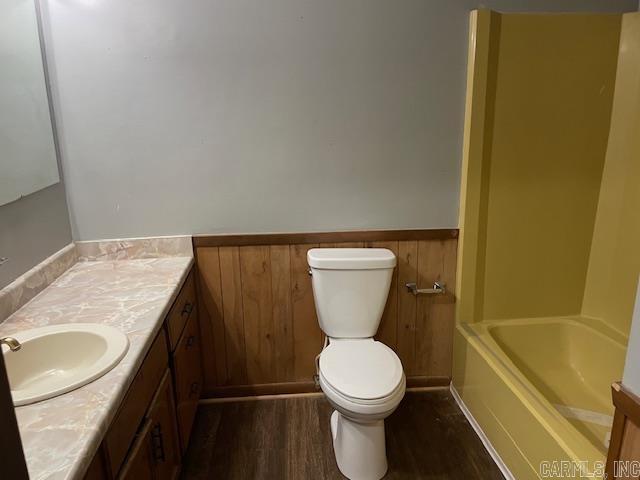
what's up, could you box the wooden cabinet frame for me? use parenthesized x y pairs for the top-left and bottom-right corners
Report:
(607, 382), (640, 479)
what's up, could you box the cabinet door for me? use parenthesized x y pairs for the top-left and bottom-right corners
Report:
(148, 370), (181, 480)
(172, 309), (203, 452)
(83, 447), (109, 480)
(105, 330), (168, 476)
(117, 420), (154, 480)
(166, 272), (196, 352)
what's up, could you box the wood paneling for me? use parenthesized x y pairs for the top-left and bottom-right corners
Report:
(290, 244), (322, 382)
(240, 246), (276, 384)
(195, 231), (458, 396)
(270, 245), (294, 382)
(195, 247), (227, 387)
(367, 241), (398, 349)
(219, 247), (247, 385)
(415, 239), (457, 377)
(397, 241), (418, 375)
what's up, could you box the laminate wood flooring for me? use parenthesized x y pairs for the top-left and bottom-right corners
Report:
(180, 390), (505, 479)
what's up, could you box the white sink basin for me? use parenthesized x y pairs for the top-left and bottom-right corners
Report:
(2, 324), (129, 406)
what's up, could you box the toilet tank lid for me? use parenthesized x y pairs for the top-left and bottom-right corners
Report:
(307, 248), (396, 270)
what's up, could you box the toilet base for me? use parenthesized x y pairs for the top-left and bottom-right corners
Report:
(330, 410), (388, 480)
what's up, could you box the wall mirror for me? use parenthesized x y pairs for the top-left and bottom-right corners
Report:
(0, 0), (59, 206)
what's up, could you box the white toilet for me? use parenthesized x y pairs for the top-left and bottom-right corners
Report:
(307, 248), (405, 480)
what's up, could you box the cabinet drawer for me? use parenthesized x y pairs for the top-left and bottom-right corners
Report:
(104, 330), (168, 476)
(165, 272), (196, 352)
(172, 310), (203, 451)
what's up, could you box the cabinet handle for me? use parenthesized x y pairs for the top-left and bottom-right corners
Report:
(190, 381), (200, 397)
(181, 302), (194, 316)
(186, 335), (196, 348)
(151, 423), (166, 462)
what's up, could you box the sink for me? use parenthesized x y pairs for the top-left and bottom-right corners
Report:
(2, 323), (129, 406)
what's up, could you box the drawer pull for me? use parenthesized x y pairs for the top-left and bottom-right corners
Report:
(190, 381), (200, 396)
(186, 335), (196, 348)
(181, 302), (194, 316)
(151, 423), (166, 463)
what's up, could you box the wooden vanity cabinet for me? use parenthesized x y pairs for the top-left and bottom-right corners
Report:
(119, 371), (181, 480)
(165, 272), (196, 352)
(84, 267), (203, 480)
(84, 449), (109, 480)
(117, 419), (154, 480)
(147, 370), (182, 480)
(171, 309), (203, 452)
(606, 382), (640, 478)
(103, 331), (169, 476)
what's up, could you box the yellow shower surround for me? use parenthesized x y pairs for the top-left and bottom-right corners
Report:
(454, 10), (640, 480)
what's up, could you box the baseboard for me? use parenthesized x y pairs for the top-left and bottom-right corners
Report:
(450, 384), (515, 480)
(203, 381), (318, 398)
(200, 391), (324, 404)
(406, 376), (451, 388)
(202, 375), (451, 399)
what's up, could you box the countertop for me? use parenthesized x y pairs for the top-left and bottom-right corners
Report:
(0, 256), (193, 480)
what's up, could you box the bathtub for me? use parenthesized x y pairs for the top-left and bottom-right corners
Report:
(453, 316), (626, 479)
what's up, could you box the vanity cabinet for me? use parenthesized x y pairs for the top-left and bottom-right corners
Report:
(84, 268), (202, 480)
(104, 331), (169, 475)
(170, 300), (202, 452)
(165, 272), (196, 352)
(119, 371), (181, 480)
(116, 420), (154, 479)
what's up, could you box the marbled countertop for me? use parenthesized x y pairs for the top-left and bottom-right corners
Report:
(0, 256), (193, 480)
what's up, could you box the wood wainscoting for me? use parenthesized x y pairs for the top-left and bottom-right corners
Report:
(607, 382), (640, 479)
(193, 229), (458, 397)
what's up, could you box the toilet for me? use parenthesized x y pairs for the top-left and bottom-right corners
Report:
(307, 248), (405, 480)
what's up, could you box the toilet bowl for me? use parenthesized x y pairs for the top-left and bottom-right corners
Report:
(307, 248), (404, 480)
(319, 338), (405, 480)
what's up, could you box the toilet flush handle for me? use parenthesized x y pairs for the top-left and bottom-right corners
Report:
(405, 282), (446, 296)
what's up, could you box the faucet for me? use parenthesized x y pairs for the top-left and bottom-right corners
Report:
(0, 337), (22, 352)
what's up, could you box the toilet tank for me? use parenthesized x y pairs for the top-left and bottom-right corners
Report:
(307, 248), (396, 338)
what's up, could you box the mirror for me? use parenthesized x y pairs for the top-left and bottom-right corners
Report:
(0, 0), (59, 206)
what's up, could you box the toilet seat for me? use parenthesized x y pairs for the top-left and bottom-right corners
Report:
(319, 338), (403, 400)
(319, 338), (405, 418)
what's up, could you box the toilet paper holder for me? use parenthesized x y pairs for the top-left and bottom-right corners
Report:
(405, 281), (446, 296)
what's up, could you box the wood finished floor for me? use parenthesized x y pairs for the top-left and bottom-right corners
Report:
(180, 390), (505, 479)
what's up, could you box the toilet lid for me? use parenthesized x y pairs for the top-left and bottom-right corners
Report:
(319, 339), (404, 400)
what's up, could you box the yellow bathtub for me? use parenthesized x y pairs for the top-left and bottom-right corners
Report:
(453, 316), (626, 479)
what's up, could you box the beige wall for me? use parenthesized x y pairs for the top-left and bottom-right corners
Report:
(582, 13), (640, 335)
